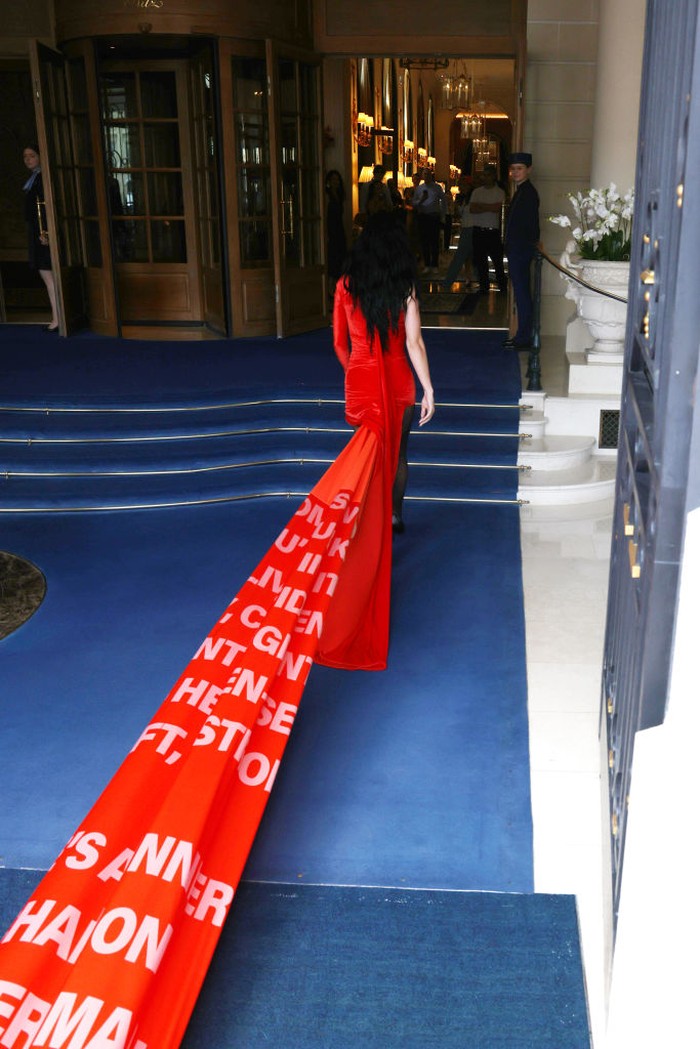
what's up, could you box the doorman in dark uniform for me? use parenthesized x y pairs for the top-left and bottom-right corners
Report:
(503, 152), (540, 349)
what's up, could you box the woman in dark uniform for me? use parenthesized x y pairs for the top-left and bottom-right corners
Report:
(22, 145), (58, 332)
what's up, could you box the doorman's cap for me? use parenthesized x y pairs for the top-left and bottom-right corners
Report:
(509, 152), (533, 166)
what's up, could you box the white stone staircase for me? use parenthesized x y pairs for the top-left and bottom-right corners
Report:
(517, 391), (617, 504)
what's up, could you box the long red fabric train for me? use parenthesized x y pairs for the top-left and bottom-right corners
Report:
(0, 418), (392, 1048)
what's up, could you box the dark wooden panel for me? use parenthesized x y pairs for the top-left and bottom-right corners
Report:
(0, 0), (53, 40)
(55, 0), (313, 49)
(324, 0), (511, 37)
(117, 269), (194, 321)
(286, 272), (325, 323)
(314, 0), (524, 55)
(242, 278), (276, 326)
(86, 270), (109, 324)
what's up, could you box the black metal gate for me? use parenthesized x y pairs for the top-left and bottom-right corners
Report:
(602, 0), (700, 922)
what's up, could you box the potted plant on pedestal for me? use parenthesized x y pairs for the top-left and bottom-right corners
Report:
(550, 185), (635, 359)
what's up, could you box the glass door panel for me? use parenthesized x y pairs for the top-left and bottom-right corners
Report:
(234, 56), (272, 269)
(220, 40), (276, 336)
(190, 42), (226, 334)
(102, 70), (184, 265)
(100, 60), (201, 326)
(29, 40), (91, 334)
(267, 41), (326, 336)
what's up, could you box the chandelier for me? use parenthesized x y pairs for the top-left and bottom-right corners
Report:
(460, 114), (484, 140)
(438, 63), (471, 111)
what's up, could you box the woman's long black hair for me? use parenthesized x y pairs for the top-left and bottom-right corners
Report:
(342, 211), (417, 351)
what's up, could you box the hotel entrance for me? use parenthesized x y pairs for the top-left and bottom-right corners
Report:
(25, 34), (326, 339)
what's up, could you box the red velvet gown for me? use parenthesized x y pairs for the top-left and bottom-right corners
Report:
(316, 279), (416, 671)
(0, 281), (419, 1038)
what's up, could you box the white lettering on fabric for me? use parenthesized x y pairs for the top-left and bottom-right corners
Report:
(237, 753), (280, 793)
(240, 604), (265, 629)
(220, 667), (269, 704)
(252, 625), (290, 658)
(328, 537), (349, 559)
(193, 636), (246, 666)
(311, 519), (335, 541)
(184, 877), (233, 926)
(294, 610), (323, 637)
(250, 566), (284, 592)
(256, 699), (297, 736)
(169, 677), (222, 715)
(194, 716), (249, 753)
(0, 984), (146, 1049)
(274, 530), (306, 554)
(129, 723), (187, 764)
(276, 651), (313, 681)
(311, 572), (338, 596)
(296, 552), (322, 574)
(272, 587), (306, 615)
(1, 902), (171, 974)
(63, 832), (108, 870)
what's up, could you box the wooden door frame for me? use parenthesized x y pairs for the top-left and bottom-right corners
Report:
(29, 40), (86, 336)
(219, 37), (277, 337)
(100, 57), (203, 329)
(63, 37), (120, 336)
(189, 40), (228, 335)
(266, 38), (327, 338)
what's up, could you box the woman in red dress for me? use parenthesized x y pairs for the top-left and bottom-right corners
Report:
(318, 212), (434, 671)
(332, 211), (435, 529)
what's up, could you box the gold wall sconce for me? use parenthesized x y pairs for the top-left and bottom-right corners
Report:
(356, 112), (375, 147)
(376, 127), (395, 154)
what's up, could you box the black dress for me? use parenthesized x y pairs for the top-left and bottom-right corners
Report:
(24, 172), (52, 271)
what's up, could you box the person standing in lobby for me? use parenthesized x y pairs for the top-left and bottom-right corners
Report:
(469, 164), (506, 294)
(503, 152), (540, 349)
(442, 174), (475, 287)
(410, 170), (446, 274)
(360, 164), (392, 215)
(22, 144), (58, 333)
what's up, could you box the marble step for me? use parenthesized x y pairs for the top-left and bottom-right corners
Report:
(517, 434), (595, 472)
(517, 409), (546, 439)
(518, 455), (617, 505)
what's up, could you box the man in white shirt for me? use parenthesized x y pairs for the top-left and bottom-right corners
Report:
(469, 164), (506, 293)
(411, 171), (446, 273)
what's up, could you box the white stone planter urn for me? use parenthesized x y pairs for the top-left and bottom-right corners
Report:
(562, 256), (631, 360)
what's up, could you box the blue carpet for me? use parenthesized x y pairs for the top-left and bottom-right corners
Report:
(0, 324), (515, 404)
(184, 883), (589, 1049)
(0, 499), (531, 891)
(0, 872), (589, 1049)
(0, 326), (576, 1045)
(0, 325), (522, 508)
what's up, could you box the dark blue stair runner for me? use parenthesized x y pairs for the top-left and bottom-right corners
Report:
(0, 396), (524, 510)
